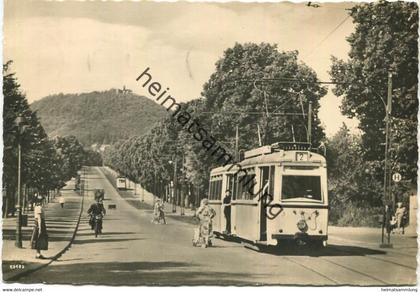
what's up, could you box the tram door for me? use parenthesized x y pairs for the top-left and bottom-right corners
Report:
(259, 166), (275, 241)
(259, 167), (269, 241)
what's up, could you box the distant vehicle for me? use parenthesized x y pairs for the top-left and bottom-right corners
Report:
(116, 177), (127, 190)
(94, 189), (105, 201)
(210, 142), (329, 249)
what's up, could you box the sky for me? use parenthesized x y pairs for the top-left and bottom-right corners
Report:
(4, 0), (360, 137)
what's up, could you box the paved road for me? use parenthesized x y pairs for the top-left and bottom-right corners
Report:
(17, 167), (417, 285)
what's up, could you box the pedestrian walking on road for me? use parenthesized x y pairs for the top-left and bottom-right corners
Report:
(59, 195), (65, 208)
(30, 197), (49, 259)
(395, 202), (407, 234)
(152, 199), (166, 224)
(193, 198), (216, 248)
(223, 190), (232, 234)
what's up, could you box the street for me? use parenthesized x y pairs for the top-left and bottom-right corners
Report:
(15, 167), (417, 285)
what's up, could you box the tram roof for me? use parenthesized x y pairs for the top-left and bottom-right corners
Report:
(210, 149), (326, 175)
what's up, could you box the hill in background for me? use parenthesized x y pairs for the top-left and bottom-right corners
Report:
(31, 89), (167, 146)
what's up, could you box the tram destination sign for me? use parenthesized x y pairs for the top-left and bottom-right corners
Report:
(295, 151), (309, 161)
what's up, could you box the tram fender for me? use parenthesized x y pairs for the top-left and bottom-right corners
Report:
(294, 232), (309, 241)
(272, 234), (328, 241)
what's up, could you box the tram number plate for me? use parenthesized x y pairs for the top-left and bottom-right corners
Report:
(295, 152), (309, 161)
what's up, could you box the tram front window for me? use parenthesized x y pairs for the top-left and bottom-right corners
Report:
(281, 175), (322, 201)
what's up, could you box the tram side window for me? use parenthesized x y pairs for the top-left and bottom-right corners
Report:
(216, 179), (222, 200)
(237, 172), (256, 200)
(237, 175), (243, 200)
(232, 174), (238, 200)
(208, 180), (214, 200)
(209, 176), (223, 200)
(281, 175), (322, 201)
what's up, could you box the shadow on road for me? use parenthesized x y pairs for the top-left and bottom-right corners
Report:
(97, 232), (138, 236)
(2, 229), (75, 242)
(16, 261), (261, 285)
(255, 243), (386, 257)
(73, 238), (144, 245)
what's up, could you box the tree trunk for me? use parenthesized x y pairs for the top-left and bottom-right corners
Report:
(3, 185), (8, 218)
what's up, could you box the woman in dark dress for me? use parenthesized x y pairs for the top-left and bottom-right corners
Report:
(30, 197), (48, 259)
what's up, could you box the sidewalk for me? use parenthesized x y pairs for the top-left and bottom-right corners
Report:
(328, 225), (417, 254)
(2, 179), (84, 282)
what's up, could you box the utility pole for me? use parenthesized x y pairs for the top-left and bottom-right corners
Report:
(15, 115), (26, 248)
(384, 73), (392, 207)
(307, 101), (312, 146)
(15, 138), (22, 248)
(235, 125), (239, 160)
(172, 159), (177, 213)
(180, 152), (185, 216)
(387, 72), (394, 210)
(381, 72), (393, 248)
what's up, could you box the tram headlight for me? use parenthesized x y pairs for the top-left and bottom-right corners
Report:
(297, 219), (308, 232)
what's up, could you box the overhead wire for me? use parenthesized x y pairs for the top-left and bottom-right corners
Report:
(305, 14), (352, 58)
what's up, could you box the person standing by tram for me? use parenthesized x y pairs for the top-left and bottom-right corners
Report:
(223, 190), (232, 234)
(395, 202), (407, 234)
(194, 198), (216, 248)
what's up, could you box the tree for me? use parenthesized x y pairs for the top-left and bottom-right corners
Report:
(330, 1), (418, 185)
(203, 43), (327, 151)
(53, 136), (86, 181)
(3, 61), (67, 216)
(327, 124), (383, 225)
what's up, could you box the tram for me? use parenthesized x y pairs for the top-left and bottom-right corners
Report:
(116, 177), (127, 190)
(209, 142), (328, 248)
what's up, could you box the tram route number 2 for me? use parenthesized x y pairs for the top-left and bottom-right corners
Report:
(296, 152), (309, 161)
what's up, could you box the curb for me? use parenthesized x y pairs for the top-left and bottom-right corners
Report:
(5, 187), (85, 282)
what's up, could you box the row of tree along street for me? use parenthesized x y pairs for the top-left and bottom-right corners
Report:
(2, 61), (103, 218)
(103, 2), (418, 226)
